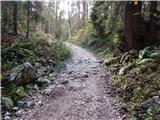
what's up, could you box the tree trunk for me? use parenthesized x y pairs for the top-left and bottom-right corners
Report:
(68, 2), (72, 38)
(55, 1), (58, 38)
(82, 1), (88, 26)
(13, 1), (17, 35)
(124, 1), (145, 50)
(149, 1), (158, 45)
(77, 2), (81, 28)
(26, 1), (30, 38)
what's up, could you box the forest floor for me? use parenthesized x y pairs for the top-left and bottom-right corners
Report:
(15, 43), (124, 120)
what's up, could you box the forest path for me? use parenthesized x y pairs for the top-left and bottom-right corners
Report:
(20, 43), (124, 120)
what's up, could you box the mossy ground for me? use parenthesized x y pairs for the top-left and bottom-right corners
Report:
(1, 32), (70, 110)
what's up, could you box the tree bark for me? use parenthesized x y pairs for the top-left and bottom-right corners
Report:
(68, 2), (72, 38)
(77, 2), (81, 28)
(82, 1), (88, 26)
(124, 1), (145, 50)
(26, 1), (30, 38)
(148, 1), (158, 45)
(13, 1), (17, 35)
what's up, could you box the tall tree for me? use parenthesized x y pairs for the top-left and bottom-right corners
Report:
(68, 2), (72, 38)
(13, 1), (17, 35)
(82, 1), (88, 26)
(124, 1), (145, 50)
(26, 1), (30, 38)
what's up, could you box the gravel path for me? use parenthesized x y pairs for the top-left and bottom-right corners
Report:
(19, 43), (124, 120)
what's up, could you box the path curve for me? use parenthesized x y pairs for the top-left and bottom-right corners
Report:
(20, 43), (124, 120)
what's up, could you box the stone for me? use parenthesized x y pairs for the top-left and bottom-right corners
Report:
(8, 62), (34, 85)
(81, 73), (88, 78)
(17, 101), (24, 108)
(34, 62), (42, 69)
(36, 68), (45, 77)
(4, 116), (11, 120)
(142, 96), (160, 113)
(119, 63), (135, 75)
(129, 49), (137, 54)
(37, 101), (43, 106)
(48, 59), (56, 66)
(33, 84), (39, 90)
(4, 111), (11, 116)
(43, 85), (55, 95)
(15, 110), (24, 117)
(12, 107), (19, 111)
(59, 79), (68, 84)
(119, 67), (126, 75)
(36, 77), (50, 85)
(1, 97), (13, 110)
(37, 58), (46, 64)
(26, 101), (35, 108)
(104, 57), (119, 66)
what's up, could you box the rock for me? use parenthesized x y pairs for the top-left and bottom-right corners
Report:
(26, 84), (33, 89)
(142, 96), (160, 113)
(17, 101), (34, 109)
(37, 101), (43, 106)
(81, 73), (88, 78)
(26, 101), (35, 108)
(98, 60), (103, 63)
(12, 107), (19, 111)
(15, 110), (24, 117)
(48, 59), (56, 66)
(4, 111), (11, 116)
(37, 58), (46, 64)
(8, 62), (34, 85)
(104, 57), (119, 66)
(59, 79), (68, 84)
(4, 116), (11, 120)
(1, 97), (14, 110)
(43, 85), (55, 95)
(36, 68), (45, 77)
(129, 49), (137, 54)
(36, 77), (50, 85)
(119, 63), (135, 75)
(33, 84), (39, 90)
(17, 101), (24, 108)
(34, 62), (42, 69)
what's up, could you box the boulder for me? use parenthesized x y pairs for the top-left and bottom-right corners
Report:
(8, 62), (34, 85)
(142, 96), (160, 114)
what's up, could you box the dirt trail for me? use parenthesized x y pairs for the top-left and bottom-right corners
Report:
(19, 43), (124, 120)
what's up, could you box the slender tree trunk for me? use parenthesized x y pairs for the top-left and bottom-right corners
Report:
(55, 1), (58, 38)
(13, 1), (17, 35)
(148, 1), (158, 45)
(82, 1), (88, 26)
(124, 1), (145, 50)
(26, 1), (30, 38)
(77, 2), (81, 28)
(68, 2), (72, 38)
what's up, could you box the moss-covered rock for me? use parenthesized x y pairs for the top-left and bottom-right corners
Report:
(1, 97), (14, 110)
(8, 62), (34, 85)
